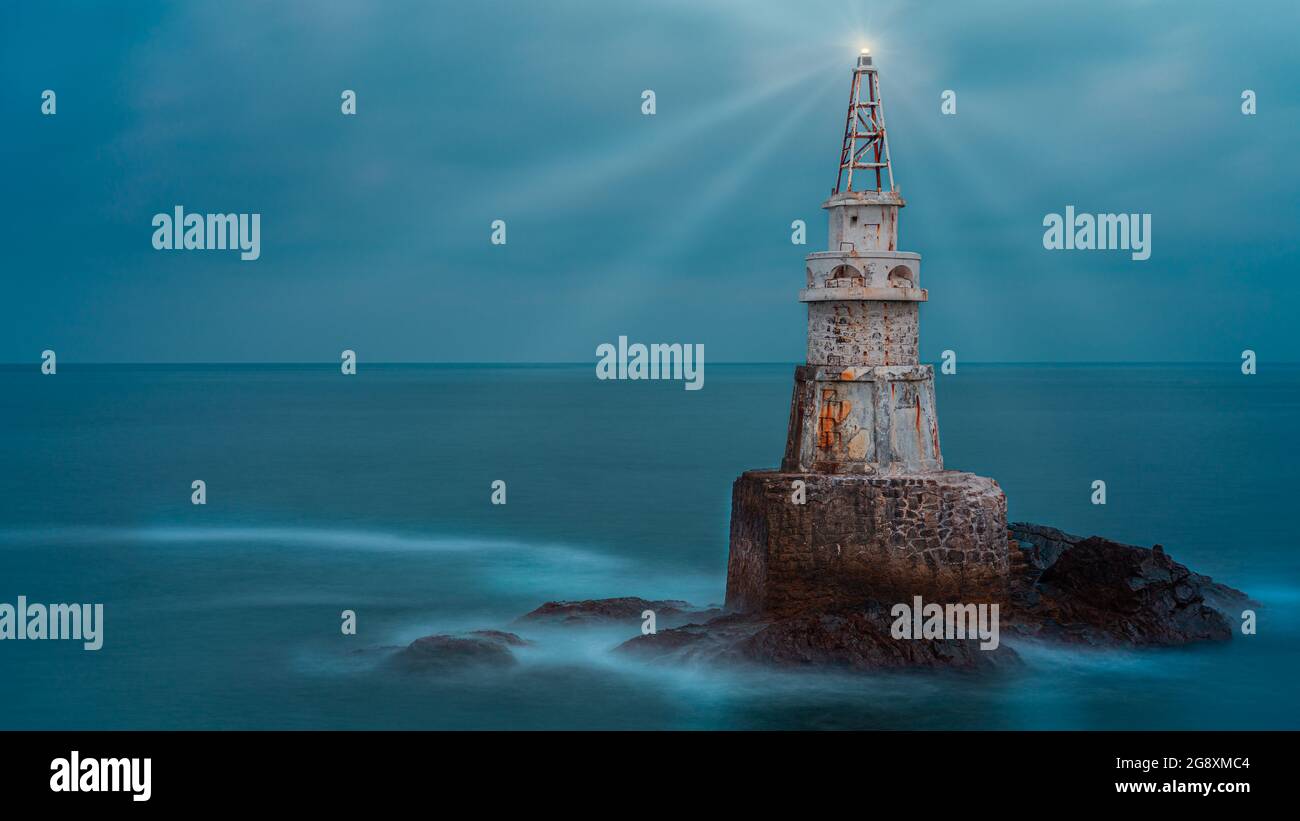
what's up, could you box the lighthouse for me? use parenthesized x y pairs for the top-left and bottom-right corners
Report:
(784, 47), (940, 476)
(724, 52), (1008, 616)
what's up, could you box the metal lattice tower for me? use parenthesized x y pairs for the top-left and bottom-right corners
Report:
(833, 49), (895, 195)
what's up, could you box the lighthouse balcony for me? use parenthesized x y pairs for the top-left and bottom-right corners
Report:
(802, 250), (924, 301)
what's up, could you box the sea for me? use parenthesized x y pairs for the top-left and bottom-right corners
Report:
(0, 363), (1296, 729)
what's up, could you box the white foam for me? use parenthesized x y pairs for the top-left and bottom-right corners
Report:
(0, 523), (620, 567)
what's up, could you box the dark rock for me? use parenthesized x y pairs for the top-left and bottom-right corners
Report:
(467, 630), (530, 647)
(740, 610), (1015, 671)
(515, 597), (720, 627)
(389, 631), (527, 672)
(1009, 535), (1250, 647)
(618, 524), (1252, 671)
(619, 605), (1018, 672)
(491, 523), (1252, 674)
(1191, 570), (1253, 617)
(618, 614), (755, 663)
(1008, 522), (1082, 570)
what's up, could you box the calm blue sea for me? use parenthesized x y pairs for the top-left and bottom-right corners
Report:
(0, 363), (1296, 729)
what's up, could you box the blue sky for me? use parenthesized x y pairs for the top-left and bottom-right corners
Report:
(2, 0), (1297, 362)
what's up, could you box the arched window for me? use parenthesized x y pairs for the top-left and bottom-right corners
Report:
(887, 265), (914, 287)
(828, 264), (864, 286)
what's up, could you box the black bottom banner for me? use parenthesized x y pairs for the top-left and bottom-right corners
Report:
(0, 730), (1287, 808)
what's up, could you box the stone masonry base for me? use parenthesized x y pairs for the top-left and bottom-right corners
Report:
(725, 470), (1009, 616)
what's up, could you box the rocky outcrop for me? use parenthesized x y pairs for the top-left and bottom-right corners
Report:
(620, 525), (1250, 669)
(516, 597), (720, 628)
(619, 607), (1018, 671)
(1007, 536), (1249, 647)
(1008, 522), (1081, 570)
(388, 525), (1250, 675)
(389, 630), (529, 672)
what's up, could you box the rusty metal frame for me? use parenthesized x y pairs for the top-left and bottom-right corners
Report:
(833, 58), (895, 194)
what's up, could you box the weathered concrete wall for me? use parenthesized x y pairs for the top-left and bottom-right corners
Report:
(805, 250), (921, 289)
(725, 470), (1009, 616)
(825, 192), (904, 252)
(796, 192), (936, 475)
(782, 365), (942, 475)
(806, 300), (919, 366)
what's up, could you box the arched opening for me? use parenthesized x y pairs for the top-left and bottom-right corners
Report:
(887, 265), (914, 287)
(827, 264), (864, 286)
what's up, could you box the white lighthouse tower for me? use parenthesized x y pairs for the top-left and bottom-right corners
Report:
(782, 48), (941, 475)
(725, 51), (1008, 617)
